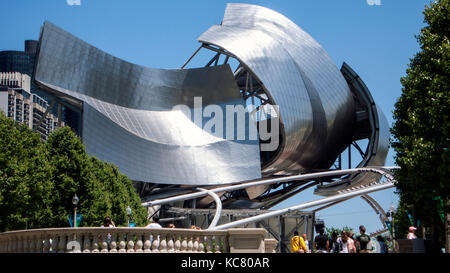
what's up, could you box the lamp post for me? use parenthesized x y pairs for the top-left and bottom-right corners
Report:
(387, 205), (396, 252)
(126, 206), (132, 227)
(72, 194), (79, 228)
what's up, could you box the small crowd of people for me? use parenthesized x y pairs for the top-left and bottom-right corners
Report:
(291, 225), (390, 253)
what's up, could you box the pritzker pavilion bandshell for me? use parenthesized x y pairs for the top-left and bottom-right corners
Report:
(33, 3), (389, 210)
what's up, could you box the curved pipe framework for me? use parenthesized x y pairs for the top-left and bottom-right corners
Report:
(211, 181), (395, 230)
(360, 195), (388, 229)
(197, 188), (222, 230)
(142, 167), (396, 208)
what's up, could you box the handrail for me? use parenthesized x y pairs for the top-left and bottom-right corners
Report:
(0, 227), (269, 253)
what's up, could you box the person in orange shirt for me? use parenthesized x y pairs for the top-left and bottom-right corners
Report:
(291, 231), (307, 253)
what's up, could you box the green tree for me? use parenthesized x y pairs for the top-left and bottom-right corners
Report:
(391, 0), (449, 251)
(89, 157), (148, 227)
(46, 127), (148, 227)
(46, 126), (95, 227)
(393, 197), (415, 239)
(325, 226), (354, 236)
(0, 113), (148, 230)
(0, 112), (54, 231)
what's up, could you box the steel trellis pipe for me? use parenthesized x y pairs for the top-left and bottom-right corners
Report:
(142, 167), (396, 208)
(210, 181), (395, 230)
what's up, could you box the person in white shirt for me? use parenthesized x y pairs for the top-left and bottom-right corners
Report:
(407, 226), (417, 239)
(302, 234), (311, 253)
(146, 216), (163, 249)
(337, 231), (349, 253)
(146, 216), (162, 228)
(100, 216), (115, 244)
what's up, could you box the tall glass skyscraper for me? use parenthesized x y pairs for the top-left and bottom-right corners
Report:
(0, 40), (38, 84)
(0, 40), (81, 135)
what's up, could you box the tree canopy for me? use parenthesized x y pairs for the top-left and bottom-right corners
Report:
(0, 113), (53, 231)
(0, 112), (148, 231)
(391, 0), (449, 249)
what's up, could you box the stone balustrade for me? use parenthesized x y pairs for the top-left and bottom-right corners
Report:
(0, 227), (275, 253)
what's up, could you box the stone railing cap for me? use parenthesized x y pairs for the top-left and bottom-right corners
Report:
(226, 228), (268, 236)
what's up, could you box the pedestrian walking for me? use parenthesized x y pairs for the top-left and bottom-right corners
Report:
(377, 235), (388, 253)
(356, 225), (371, 253)
(302, 233), (311, 253)
(337, 231), (349, 253)
(314, 228), (329, 253)
(291, 231), (307, 253)
(347, 231), (357, 253)
(407, 226), (417, 239)
(145, 216), (162, 228)
(329, 231), (341, 253)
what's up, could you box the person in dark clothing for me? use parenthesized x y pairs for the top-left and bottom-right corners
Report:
(314, 228), (329, 253)
(377, 235), (388, 253)
(356, 225), (371, 253)
(329, 231), (341, 253)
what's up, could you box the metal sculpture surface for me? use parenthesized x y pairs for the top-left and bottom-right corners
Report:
(34, 4), (389, 205)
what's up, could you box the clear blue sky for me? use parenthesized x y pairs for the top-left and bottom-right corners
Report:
(1, 0), (431, 235)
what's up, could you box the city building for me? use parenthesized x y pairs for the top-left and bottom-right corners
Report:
(0, 72), (64, 140)
(0, 40), (80, 135)
(0, 40), (37, 81)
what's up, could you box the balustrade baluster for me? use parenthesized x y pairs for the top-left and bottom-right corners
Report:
(174, 235), (181, 253)
(211, 236), (217, 253)
(9, 236), (14, 253)
(180, 235), (188, 253)
(205, 236), (213, 253)
(91, 235), (100, 253)
(57, 234), (66, 253)
(1, 237), (6, 253)
(109, 232), (118, 253)
(135, 233), (144, 253)
(159, 233), (167, 253)
(118, 233), (126, 253)
(43, 235), (51, 253)
(83, 234), (91, 253)
(37, 235), (44, 253)
(0, 237), (4, 253)
(29, 235), (37, 253)
(101, 233), (109, 253)
(167, 234), (174, 253)
(193, 237), (199, 253)
(151, 233), (160, 253)
(16, 235), (23, 253)
(187, 235), (194, 252)
(127, 232), (135, 253)
(143, 234), (151, 253)
(198, 236), (205, 253)
(215, 235), (224, 253)
(20, 235), (28, 253)
(50, 234), (58, 253)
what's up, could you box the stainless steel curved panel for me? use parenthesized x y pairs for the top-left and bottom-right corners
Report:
(34, 21), (262, 185)
(328, 106), (390, 192)
(82, 103), (261, 185)
(198, 3), (355, 175)
(314, 63), (390, 196)
(36, 22), (242, 110)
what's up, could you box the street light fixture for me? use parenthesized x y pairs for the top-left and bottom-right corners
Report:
(126, 206), (132, 227)
(387, 204), (396, 252)
(72, 194), (79, 228)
